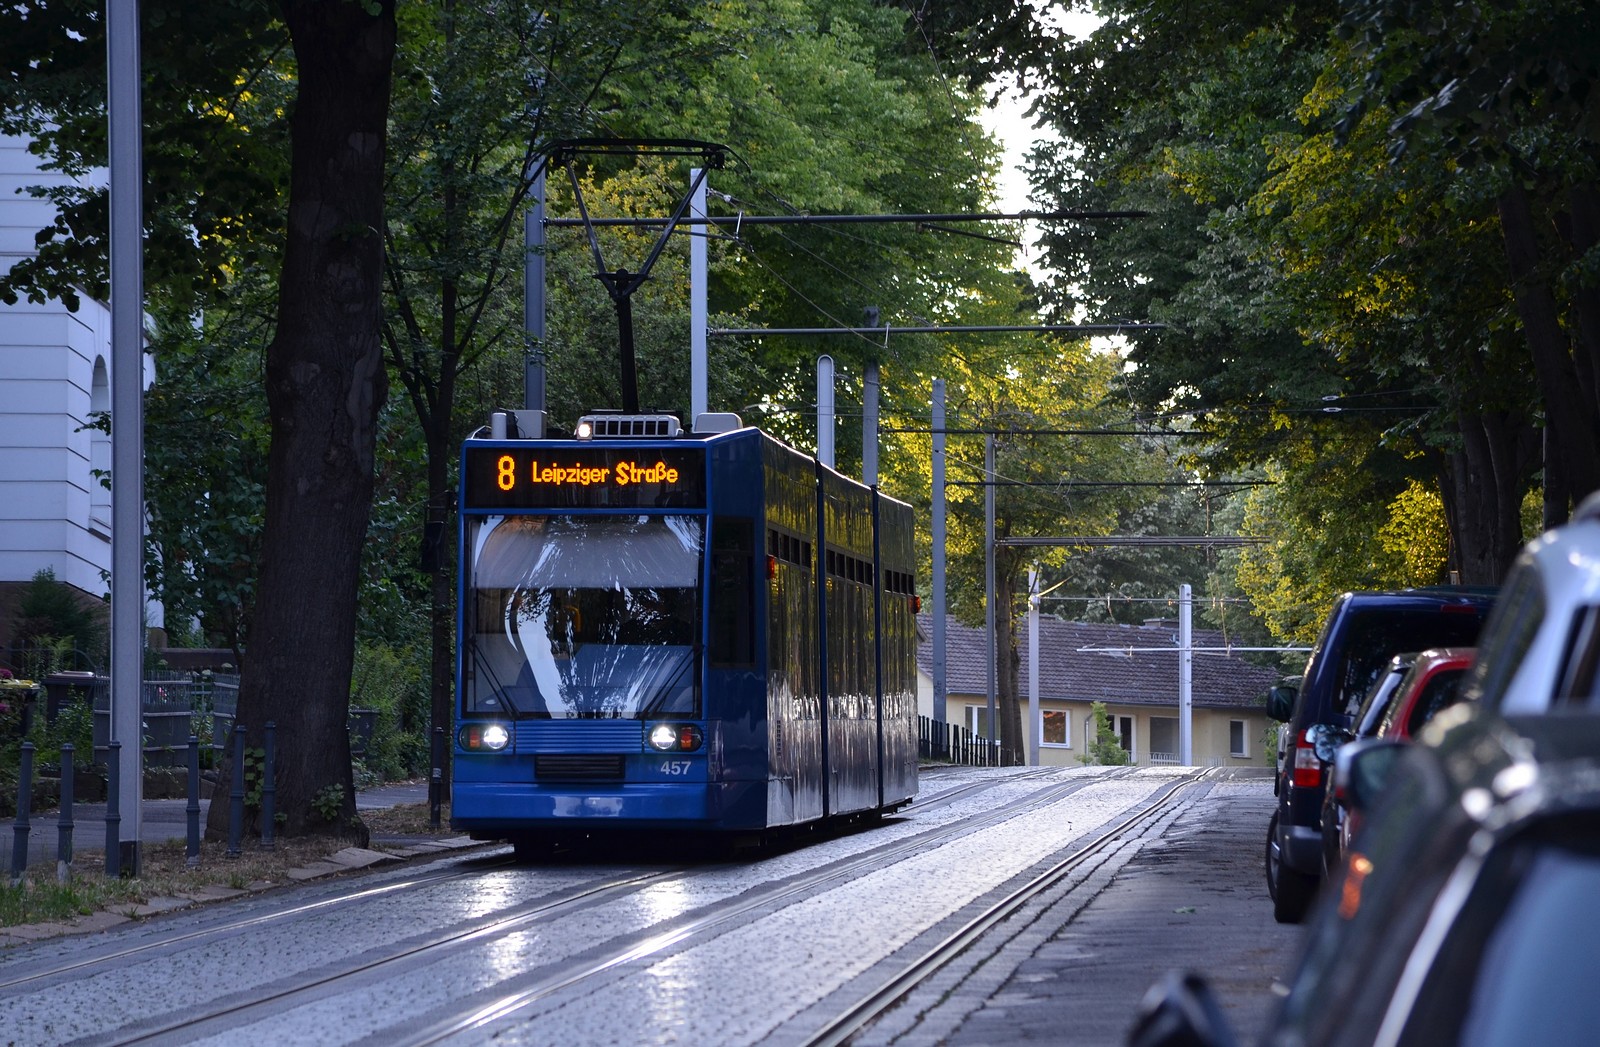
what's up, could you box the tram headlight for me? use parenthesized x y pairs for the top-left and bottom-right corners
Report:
(459, 722), (512, 752)
(646, 723), (703, 752)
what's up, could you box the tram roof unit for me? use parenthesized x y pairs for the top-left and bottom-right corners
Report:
(481, 410), (745, 442)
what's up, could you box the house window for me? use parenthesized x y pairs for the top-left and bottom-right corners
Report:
(1230, 719), (1249, 758)
(1042, 709), (1068, 746)
(1115, 714), (1135, 760)
(1084, 712), (1136, 761)
(966, 704), (993, 739)
(1149, 716), (1178, 765)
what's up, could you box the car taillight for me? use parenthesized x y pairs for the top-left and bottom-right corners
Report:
(1293, 729), (1322, 788)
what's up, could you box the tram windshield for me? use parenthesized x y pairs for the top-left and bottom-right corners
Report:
(463, 514), (702, 718)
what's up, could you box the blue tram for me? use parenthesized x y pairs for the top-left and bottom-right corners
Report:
(449, 412), (919, 846)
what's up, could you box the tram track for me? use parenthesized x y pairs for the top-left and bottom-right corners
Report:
(8, 764), (1068, 998)
(798, 767), (1214, 1047)
(380, 767), (1165, 1046)
(11, 767), (1160, 1046)
(0, 855), (517, 993)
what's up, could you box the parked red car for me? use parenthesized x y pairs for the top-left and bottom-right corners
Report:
(1376, 647), (1474, 741)
(1320, 647), (1476, 876)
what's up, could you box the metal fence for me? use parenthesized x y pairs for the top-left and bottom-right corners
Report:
(40, 671), (373, 768)
(918, 716), (1020, 767)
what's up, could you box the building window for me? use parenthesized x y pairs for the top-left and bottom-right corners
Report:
(966, 704), (993, 739)
(1085, 712), (1136, 761)
(1042, 709), (1068, 746)
(1115, 714), (1135, 760)
(1149, 716), (1178, 765)
(1230, 719), (1248, 758)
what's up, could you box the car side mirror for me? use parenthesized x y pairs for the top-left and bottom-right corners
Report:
(1335, 739), (1407, 814)
(1127, 971), (1238, 1047)
(1267, 684), (1296, 723)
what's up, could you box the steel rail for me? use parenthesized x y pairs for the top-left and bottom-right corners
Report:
(96, 868), (685, 1047)
(393, 768), (1141, 1046)
(797, 768), (1213, 1047)
(0, 854), (515, 991)
(69, 768), (1129, 1046)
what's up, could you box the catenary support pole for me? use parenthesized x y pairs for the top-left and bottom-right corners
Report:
(931, 379), (947, 725)
(525, 165), (546, 412)
(984, 431), (997, 763)
(863, 362), (879, 485)
(690, 168), (708, 421)
(1029, 570), (1040, 767)
(817, 355), (835, 468)
(108, 0), (145, 877)
(1180, 583), (1193, 765)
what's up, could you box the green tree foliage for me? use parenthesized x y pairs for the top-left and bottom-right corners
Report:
(1080, 701), (1130, 766)
(0, 1), (290, 315)
(12, 568), (105, 670)
(1011, 1), (1555, 594)
(881, 273), (1143, 759)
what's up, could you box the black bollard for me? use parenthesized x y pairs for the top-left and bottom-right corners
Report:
(104, 742), (121, 878)
(10, 742), (34, 883)
(56, 743), (74, 883)
(261, 722), (276, 851)
(227, 725), (246, 858)
(186, 735), (201, 868)
(430, 726), (444, 830)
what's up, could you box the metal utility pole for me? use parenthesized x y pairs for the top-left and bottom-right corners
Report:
(863, 361), (879, 486)
(1028, 568), (1040, 766)
(931, 380), (947, 724)
(984, 431), (997, 762)
(690, 168), (709, 422)
(524, 165), (546, 412)
(817, 355), (835, 468)
(1179, 583), (1193, 765)
(107, 0), (144, 875)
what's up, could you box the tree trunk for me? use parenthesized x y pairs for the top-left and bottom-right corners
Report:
(995, 548), (1026, 766)
(1560, 182), (1600, 420)
(210, 0), (396, 841)
(1437, 411), (1539, 585)
(1498, 184), (1600, 518)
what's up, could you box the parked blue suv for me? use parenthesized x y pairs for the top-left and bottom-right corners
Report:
(1264, 589), (1494, 923)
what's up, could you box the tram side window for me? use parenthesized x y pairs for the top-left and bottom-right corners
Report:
(711, 516), (756, 667)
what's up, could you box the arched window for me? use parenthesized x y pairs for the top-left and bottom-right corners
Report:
(89, 356), (110, 536)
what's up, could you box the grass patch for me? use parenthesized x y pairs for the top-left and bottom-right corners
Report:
(0, 878), (110, 926)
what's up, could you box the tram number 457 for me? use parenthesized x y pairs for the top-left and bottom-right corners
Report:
(657, 760), (694, 777)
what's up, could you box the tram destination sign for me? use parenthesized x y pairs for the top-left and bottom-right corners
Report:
(462, 445), (705, 509)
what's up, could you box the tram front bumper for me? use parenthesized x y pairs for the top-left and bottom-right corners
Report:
(449, 779), (763, 833)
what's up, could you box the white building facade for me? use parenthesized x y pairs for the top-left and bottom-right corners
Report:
(1, 132), (148, 608)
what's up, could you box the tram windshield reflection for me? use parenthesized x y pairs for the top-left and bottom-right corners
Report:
(464, 514), (703, 718)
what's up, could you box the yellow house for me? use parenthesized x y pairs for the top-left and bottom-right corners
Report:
(916, 613), (1280, 768)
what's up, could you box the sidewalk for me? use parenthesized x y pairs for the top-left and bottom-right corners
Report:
(1, 780), (430, 873)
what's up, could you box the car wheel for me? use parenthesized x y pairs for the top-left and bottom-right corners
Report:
(1265, 811), (1280, 901)
(1266, 811), (1318, 924)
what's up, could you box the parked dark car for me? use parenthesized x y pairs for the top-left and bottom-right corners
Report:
(1131, 711), (1600, 1047)
(1317, 647), (1474, 877)
(1265, 590), (1493, 923)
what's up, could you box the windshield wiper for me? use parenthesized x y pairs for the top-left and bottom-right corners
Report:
(640, 645), (699, 716)
(467, 635), (521, 717)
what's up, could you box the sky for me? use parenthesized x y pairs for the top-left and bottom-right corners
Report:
(980, 7), (1101, 259)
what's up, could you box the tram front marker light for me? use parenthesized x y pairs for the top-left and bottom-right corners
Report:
(646, 723), (703, 752)
(459, 722), (512, 752)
